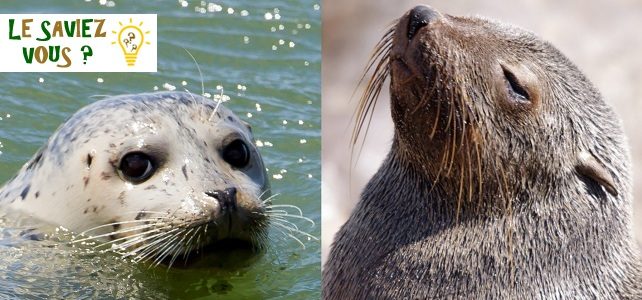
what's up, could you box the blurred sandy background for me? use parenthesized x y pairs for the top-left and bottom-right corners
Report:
(322, 0), (642, 264)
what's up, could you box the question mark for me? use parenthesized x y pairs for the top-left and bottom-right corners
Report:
(81, 45), (93, 65)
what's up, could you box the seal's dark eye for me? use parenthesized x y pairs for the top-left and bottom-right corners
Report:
(502, 67), (530, 102)
(222, 139), (251, 169)
(119, 152), (155, 183)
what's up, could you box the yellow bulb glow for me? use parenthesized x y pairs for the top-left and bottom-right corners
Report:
(117, 25), (145, 67)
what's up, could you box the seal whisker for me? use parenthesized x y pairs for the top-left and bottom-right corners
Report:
(130, 229), (180, 263)
(116, 226), (176, 251)
(99, 223), (175, 249)
(269, 217), (301, 232)
(271, 225), (306, 249)
(181, 226), (201, 261)
(263, 213), (316, 227)
(263, 203), (303, 215)
(209, 88), (225, 121)
(78, 223), (159, 246)
(75, 217), (169, 238)
(182, 47), (205, 97)
(125, 227), (178, 254)
(350, 25), (395, 161)
(151, 229), (188, 267)
(162, 228), (194, 268)
(271, 221), (318, 241)
(261, 192), (280, 204)
(92, 228), (155, 249)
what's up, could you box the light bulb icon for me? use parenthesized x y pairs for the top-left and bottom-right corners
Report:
(113, 19), (152, 67)
(118, 25), (144, 66)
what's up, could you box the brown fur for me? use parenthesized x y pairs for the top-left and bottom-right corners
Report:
(324, 5), (642, 299)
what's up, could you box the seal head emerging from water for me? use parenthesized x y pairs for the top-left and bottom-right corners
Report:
(324, 5), (642, 299)
(0, 91), (270, 265)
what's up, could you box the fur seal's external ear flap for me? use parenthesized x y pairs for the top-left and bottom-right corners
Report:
(575, 151), (618, 197)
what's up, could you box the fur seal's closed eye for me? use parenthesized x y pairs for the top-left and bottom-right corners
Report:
(502, 65), (530, 102)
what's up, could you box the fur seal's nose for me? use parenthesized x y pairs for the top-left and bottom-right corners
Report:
(205, 187), (238, 212)
(407, 5), (441, 40)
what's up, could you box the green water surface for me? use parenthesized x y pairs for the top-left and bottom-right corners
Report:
(0, 0), (321, 299)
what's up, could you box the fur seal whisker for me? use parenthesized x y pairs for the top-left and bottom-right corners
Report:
(350, 25), (395, 159)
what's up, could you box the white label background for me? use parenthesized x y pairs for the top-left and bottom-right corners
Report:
(0, 14), (157, 72)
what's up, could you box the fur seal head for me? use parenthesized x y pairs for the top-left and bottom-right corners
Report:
(326, 5), (642, 299)
(367, 5), (628, 213)
(0, 92), (270, 264)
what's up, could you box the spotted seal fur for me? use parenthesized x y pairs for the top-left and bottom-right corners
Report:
(0, 91), (270, 265)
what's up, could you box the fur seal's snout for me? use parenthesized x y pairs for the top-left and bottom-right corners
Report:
(406, 5), (441, 40)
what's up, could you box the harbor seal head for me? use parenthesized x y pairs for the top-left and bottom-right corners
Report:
(324, 5), (642, 299)
(0, 91), (270, 265)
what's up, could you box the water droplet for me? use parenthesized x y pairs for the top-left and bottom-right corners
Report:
(162, 83), (176, 91)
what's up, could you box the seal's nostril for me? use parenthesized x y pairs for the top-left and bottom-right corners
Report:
(225, 187), (237, 198)
(407, 5), (441, 40)
(205, 188), (238, 211)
